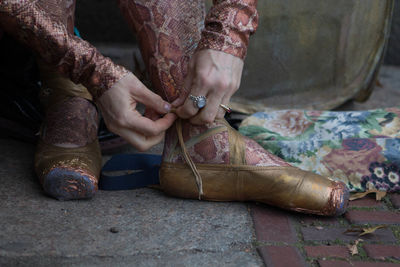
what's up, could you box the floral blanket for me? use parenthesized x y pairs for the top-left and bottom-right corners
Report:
(239, 108), (400, 192)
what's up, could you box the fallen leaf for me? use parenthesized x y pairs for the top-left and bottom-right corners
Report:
(344, 225), (387, 236)
(359, 225), (387, 236)
(375, 191), (386, 201)
(347, 239), (362, 256)
(315, 226), (324, 230)
(349, 192), (367, 201)
(349, 189), (386, 201)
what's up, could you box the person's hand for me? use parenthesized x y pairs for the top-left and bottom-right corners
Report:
(174, 49), (244, 124)
(97, 72), (176, 151)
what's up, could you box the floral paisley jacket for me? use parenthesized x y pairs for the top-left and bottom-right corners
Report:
(240, 108), (400, 192)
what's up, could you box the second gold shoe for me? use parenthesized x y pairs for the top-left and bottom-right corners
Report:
(160, 119), (349, 216)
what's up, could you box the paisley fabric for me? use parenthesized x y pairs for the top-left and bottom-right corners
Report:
(197, 0), (259, 59)
(0, 0), (129, 99)
(117, 1), (284, 167)
(0, 0), (266, 166)
(42, 97), (99, 147)
(117, 0), (206, 102)
(0, 0), (257, 100)
(239, 108), (400, 192)
(117, 0), (258, 102)
(163, 119), (290, 167)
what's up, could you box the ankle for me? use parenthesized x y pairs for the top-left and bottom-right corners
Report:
(163, 119), (230, 164)
(163, 119), (291, 167)
(41, 97), (99, 147)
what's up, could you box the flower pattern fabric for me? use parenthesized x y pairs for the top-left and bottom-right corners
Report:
(239, 108), (400, 192)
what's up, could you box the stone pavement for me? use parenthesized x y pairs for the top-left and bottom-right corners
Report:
(0, 139), (262, 266)
(0, 65), (400, 266)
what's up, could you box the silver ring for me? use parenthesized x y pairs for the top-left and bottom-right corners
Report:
(189, 95), (207, 109)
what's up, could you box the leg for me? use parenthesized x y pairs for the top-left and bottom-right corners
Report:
(118, 0), (349, 215)
(34, 0), (102, 200)
(117, 0), (205, 102)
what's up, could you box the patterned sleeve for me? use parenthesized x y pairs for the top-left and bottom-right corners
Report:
(0, 0), (129, 99)
(196, 0), (259, 59)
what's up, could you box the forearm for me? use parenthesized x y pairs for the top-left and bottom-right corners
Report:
(197, 0), (259, 59)
(0, 0), (128, 99)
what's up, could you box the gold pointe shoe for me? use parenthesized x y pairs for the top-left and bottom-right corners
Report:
(160, 119), (349, 216)
(35, 139), (102, 200)
(34, 61), (102, 200)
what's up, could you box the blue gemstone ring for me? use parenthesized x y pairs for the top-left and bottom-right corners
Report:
(189, 95), (207, 109)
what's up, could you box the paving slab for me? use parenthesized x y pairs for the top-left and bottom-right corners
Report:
(0, 139), (263, 266)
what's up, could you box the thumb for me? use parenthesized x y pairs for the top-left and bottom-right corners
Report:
(132, 85), (171, 114)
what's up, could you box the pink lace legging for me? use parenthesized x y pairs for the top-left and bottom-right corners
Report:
(117, 0), (205, 102)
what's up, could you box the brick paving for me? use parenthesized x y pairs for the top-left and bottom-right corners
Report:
(391, 194), (400, 209)
(258, 246), (307, 267)
(363, 244), (400, 260)
(250, 193), (400, 266)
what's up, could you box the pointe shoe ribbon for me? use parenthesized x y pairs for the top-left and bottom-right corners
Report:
(176, 119), (204, 199)
(175, 118), (247, 199)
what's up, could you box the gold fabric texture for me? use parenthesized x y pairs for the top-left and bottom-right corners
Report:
(160, 163), (348, 216)
(35, 139), (102, 189)
(0, 0), (129, 99)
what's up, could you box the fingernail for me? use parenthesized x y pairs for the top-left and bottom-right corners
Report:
(164, 103), (171, 112)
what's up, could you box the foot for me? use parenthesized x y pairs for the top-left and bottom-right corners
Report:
(35, 97), (101, 200)
(161, 119), (349, 216)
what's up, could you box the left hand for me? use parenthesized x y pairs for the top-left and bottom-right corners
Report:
(174, 49), (244, 124)
(97, 72), (176, 152)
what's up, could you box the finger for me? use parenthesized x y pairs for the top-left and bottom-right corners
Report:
(144, 107), (160, 121)
(125, 112), (177, 136)
(175, 95), (200, 119)
(175, 80), (209, 119)
(190, 91), (223, 125)
(117, 127), (165, 152)
(131, 85), (171, 114)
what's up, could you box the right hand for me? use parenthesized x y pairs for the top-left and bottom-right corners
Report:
(97, 72), (176, 151)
